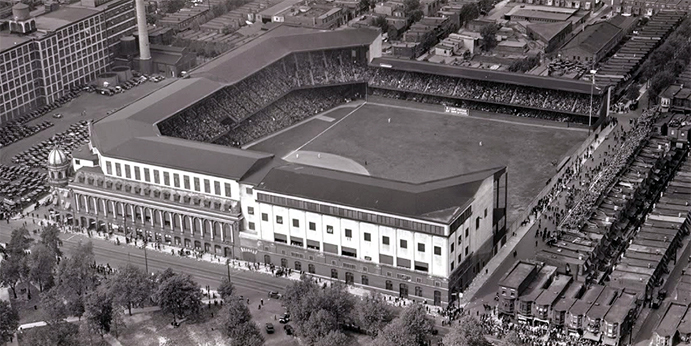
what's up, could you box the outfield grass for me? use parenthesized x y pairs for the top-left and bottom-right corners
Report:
(302, 102), (587, 224)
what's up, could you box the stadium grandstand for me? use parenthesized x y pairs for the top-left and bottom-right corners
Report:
(153, 26), (606, 146)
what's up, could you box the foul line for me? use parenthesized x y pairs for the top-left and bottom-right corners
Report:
(366, 102), (590, 133)
(244, 101), (363, 149)
(285, 103), (366, 159)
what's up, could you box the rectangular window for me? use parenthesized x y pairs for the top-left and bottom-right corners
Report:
(465, 228), (469, 238)
(364, 233), (371, 241)
(105, 161), (112, 175)
(261, 213), (268, 221)
(153, 170), (160, 184)
(115, 163), (121, 177)
(345, 229), (352, 238)
(434, 246), (441, 255)
(134, 166), (141, 180)
(465, 246), (469, 256)
(124, 164), (131, 178)
(292, 219), (299, 227)
(224, 183), (231, 197)
(276, 216), (283, 224)
(418, 243), (425, 252)
(194, 177), (200, 191)
(326, 225), (334, 234)
(204, 179), (210, 193)
(382, 236), (390, 245)
(248, 207), (254, 215)
(451, 243), (455, 253)
(309, 222), (316, 231)
(248, 222), (255, 230)
(144, 168), (150, 182)
(214, 181), (221, 196)
(173, 173), (180, 188)
(163, 172), (170, 186)
(184, 176), (190, 189)
(400, 239), (407, 249)
(246, 187), (253, 195)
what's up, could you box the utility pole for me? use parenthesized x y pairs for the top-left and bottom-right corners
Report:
(226, 258), (231, 281)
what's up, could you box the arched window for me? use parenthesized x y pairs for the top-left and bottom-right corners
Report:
(415, 286), (423, 297)
(385, 280), (393, 290)
(361, 275), (369, 285)
(308, 264), (315, 274)
(281, 258), (288, 267)
(294, 261), (302, 271)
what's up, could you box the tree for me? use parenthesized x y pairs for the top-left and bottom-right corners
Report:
(301, 309), (339, 344)
(0, 254), (25, 299)
(1, 228), (33, 298)
(223, 298), (253, 338)
(6, 227), (32, 256)
(375, 303), (433, 346)
(625, 87), (640, 101)
(442, 316), (489, 346)
(109, 264), (152, 316)
(359, 0), (370, 12)
(217, 278), (235, 301)
(54, 241), (97, 318)
(42, 287), (68, 324)
(459, 3), (480, 27)
(29, 243), (57, 292)
(83, 289), (114, 337)
(354, 293), (395, 338)
(387, 27), (399, 40)
(478, 0), (494, 13)
(480, 24), (498, 51)
(649, 71), (676, 97)
(40, 224), (62, 258)
(0, 300), (19, 344)
(229, 322), (264, 346)
(20, 322), (81, 346)
(155, 272), (202, 323)
(372, 15), (389, 32)
(314, 330), (352, 346)
(165, 0), (186, 13)
(146, 13), (159, 25)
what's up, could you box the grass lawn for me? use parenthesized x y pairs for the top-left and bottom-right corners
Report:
(10, 282), (50, 324)
(301, 102), (587, 224)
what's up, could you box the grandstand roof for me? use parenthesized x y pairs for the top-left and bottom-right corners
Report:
(371, 57), (604, 95)
(256, 164), (505, 223)
(195, 26), (380, 84)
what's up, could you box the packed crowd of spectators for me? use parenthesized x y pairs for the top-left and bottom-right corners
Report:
(371, 89), (587, 123)
(0, 121), (54, 148)
(158, 48), (370, 142)
(12, 120), (90, 170)
(559, 111), (654, 232)
(214, 85), (358, 147)
(368, 68), (600, 117)
(480, 314), (602, 346)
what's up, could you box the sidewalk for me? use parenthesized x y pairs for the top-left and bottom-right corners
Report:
(459, 122), (614, 307)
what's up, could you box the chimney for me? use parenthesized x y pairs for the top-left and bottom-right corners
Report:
(134, 0), (152, 73)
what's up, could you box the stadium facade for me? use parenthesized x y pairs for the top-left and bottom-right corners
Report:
(47, 26), (605, 306)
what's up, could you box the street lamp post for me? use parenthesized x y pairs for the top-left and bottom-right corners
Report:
(226, 258), (231, 281)
(589, 69), (597, 133)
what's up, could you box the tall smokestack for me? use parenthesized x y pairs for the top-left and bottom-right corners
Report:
(134, 0), (152, 73)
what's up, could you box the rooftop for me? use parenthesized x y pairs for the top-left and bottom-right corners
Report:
(499, 261), (536, 289)
(560, 21), (622, 55)
(656, 303), (688, 337)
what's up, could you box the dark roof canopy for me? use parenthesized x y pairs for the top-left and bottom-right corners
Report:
(257, 164), (504, 223)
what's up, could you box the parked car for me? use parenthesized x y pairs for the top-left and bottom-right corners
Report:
(284, 324), (294, 335)
(52, 113), (63, 119)
(265, 323), (274, 334)
(268, 291), (282, 299)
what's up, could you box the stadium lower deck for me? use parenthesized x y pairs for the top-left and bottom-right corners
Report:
(247, 97), (588, 226)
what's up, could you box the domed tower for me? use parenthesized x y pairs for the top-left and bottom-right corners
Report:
(47, 147), (70, 187)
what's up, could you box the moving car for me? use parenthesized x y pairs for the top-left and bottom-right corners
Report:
(268, 291), (282, 299)
(52, 113), (63, 119)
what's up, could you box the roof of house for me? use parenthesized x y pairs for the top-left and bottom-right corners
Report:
(560, 21), (622, 55)
(608, 14), (637, 31)
(499, 261), (537, 289)
(656, 303), (688, 337)
(256, 164), (505, 223)
(526, 21), (571, 43)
